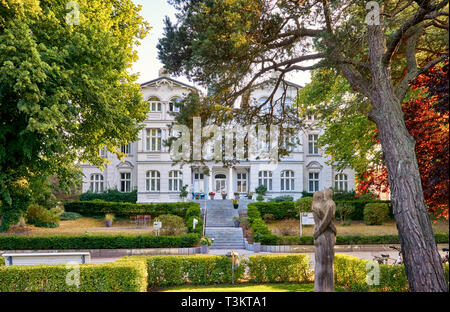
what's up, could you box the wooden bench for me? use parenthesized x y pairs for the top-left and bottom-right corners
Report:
(2, 252), (91, 266)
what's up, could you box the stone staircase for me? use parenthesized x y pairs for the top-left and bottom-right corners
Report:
(203, 200), (245, 249)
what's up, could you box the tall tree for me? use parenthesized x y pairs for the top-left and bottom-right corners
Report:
(158, 0), (449, 291)
(0, 0), (149, 231)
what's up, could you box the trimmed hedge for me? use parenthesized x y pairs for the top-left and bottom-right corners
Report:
(120, 255), (245, 288)
(79, 189), (137, 203)
(247, 205), (274, 242)
(335, 254), (449, 292)
(64, 201), (199, 218)
(364, 203), (390, 225)
(258, 233), (449, 245)
(0, 234), (200, 250)
(248, 200), (393, 221)
(246, 255), (312, 283)
(0, 257), (4, 266)
(0, 260), (148, 292)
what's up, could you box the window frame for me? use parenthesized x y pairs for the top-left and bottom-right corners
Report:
(146, 170), (161, 192)
(335, 173), (349, 192)
(308, 134), (319, 155)
(258, 170), (273, 191)
(90, 174), (104, 193)
(168, 170), (183, 192)
(308, 171), (320, 192)
(146, 128), (162, 152)
(120, 172), (131, 193)
(281, 170), (295, 191)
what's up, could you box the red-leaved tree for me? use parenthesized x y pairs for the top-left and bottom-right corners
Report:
(357, 63), (449, 220)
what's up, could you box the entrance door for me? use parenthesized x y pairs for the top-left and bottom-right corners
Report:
(215, 174), (227, 193)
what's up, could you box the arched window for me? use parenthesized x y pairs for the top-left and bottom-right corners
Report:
(169, 170), (183, 191)
(258, 171), (273, 191)
(148, 96), (162, 112)
(90, 174), (104, 193)
(335, 173), (348, 191)
(281, 170), (295, 191)
(169, 97), (182, 112)
(146, 171), (160, 191)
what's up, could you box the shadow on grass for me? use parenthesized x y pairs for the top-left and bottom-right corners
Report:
(154, 283), (347, 292)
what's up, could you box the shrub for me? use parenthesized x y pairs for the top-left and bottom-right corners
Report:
(132, 255), (245, 287)
(336, 202), (355, 223)
(26, 204), (60, 228)
(249, 202), (297, 220)
(269, 195), (293, 202)
(64, 201), (198, 218)
(156, 214), (187, 235)
(0, 260), (147, 292)
(256, 194), (264, 202)
(337, 200), (392, 220)
(246, 255), (312, 283)
(59, 212), (82, 221)
(255, 185), (267, 195)
(79, 189), (137, 203)
(301, 191), (313, 197)
(296, 197), (313, 213)
(364, 203), (390, 225)
(331, 189), (358, 201)
(0, 257), (4, 266)
(0, 234), (200, 250)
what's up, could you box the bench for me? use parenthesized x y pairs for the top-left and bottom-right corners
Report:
(2, 252), (91, 266)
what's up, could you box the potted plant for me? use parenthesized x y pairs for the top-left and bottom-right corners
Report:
(232, 198), (239, 209)
(233, 216), (240, 228)
(208, 192), (215, 200)
(234, 192), (240, 199)
(247, 192), (254, 200)
(200, 236), (213, 254)
(221, 191), (227, 200)
(105, 214), (114, 227)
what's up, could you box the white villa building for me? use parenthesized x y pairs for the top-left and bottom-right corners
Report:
(81, 70), (355, 203)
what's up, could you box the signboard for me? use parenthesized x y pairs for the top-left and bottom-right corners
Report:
(301, 213), (315, 225)
(192, 218), (198, 229)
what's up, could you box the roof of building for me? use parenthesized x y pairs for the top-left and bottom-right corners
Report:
(140, 76), (199, 91)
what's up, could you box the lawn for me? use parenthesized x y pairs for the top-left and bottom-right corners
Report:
(267, 219), (449, 236)
(157, 283), (346, 292)
(2, 217), (159, 237)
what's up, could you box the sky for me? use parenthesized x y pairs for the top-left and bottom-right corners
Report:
(130, 0), (312, 89)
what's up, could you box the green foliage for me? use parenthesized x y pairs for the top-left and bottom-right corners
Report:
(301, 191), (313, 198)
(249, 202), (297, 220)
(0, 0), (149, 231)
(200, 236), (213, 246)
(156, 214), (187, 236)
(255, 185), (267, 195)
(0, 181), (30, 231)
(268, 196), (293, 203)
(364, 203), (390, 225)
(132, 255), (245, 287)
(179, 185), (189, 199)
(247, 204), (276, 243)
(256, 194), (264, 202)
(0, 260), (148, 292)
(64, 201), (198, 218)
(80, 189), (137, 203)
(0, 257), (4, 266)
(29, 176), (58, 209)
(59, 212), (82, 221)
(336, 203), (355, 223)
(0, 234), (200, 250)
(296, 197), (313, 213)
(186, 204), (203, 234)
(245, 255), (312, 283)
(26, 204), (60, 228)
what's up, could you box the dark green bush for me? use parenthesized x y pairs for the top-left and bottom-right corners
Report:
(296, 197), (313, 213)
(0, 260), (147, 292)
(268, 195), (293, 202)
(59, 212), (82, 221)
(249, 202), (297, 220)
(301, 191), (313, 197)
(79, 189), (137, 203)
(246, 254), (312, 283)
(0, 234), (200, 250)
(64, 201), (198, 218)
(0, 257), (4, 266)
(255, 185), (267, 195)
(186, 216), (203, 234)
(364, 203), (390, 225)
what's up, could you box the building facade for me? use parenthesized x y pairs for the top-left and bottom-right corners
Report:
(81, 71), (355, 202)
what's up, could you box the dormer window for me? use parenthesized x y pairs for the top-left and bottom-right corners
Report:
(149, 96), (162, 112)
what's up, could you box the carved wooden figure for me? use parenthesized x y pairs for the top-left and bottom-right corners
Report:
(312, 189), (337, 292)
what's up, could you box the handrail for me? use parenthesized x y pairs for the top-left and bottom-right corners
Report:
(202, 197), (207, 237)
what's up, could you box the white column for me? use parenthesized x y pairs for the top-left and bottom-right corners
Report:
(208, 165), (213, 194)
(228, 166), (234, 198)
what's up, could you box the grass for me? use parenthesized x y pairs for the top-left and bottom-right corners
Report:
(267, 218), (449, 236)
(157, 283), (346, 292)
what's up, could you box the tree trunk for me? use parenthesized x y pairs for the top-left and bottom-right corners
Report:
(369, 73), (448, 292)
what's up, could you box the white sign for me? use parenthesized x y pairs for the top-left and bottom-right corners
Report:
(153, 221), (162, 229)
(301, 213), (315, 225)
(192, 218), (198, 229)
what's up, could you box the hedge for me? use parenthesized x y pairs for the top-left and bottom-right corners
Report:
(247, 205), (274, 242)
(64, 201), (199, 218)
(0, 260), (148, 292)
(119, 255), (245, 288)
(248, 200), (393, 221)
(79, 189), (137, 203)
(0, 234), (200, 250)
(0, 257), (4, 266)
(334, 254), (449, 292)
(185, 205), (203, 234)
(246, 255), (312, 283)
(258, 233), (449, 245)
